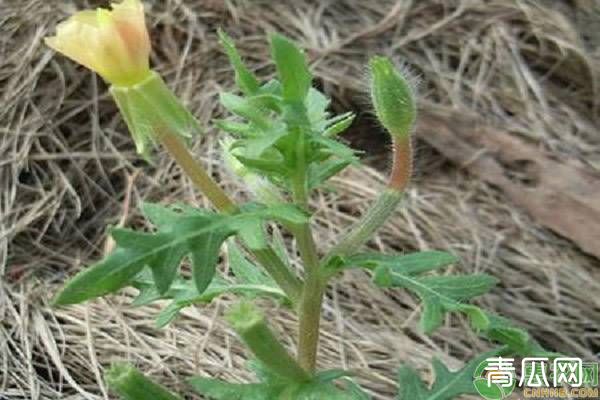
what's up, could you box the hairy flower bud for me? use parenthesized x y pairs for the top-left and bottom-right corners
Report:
(369, 56), (417, 139)
(369, 56), (417, 191)
(45, 0), (151, 87)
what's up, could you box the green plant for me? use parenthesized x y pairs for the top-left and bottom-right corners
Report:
(46, 1), (553, 399)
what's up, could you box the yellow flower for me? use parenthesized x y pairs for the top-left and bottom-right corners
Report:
(45, 0), (151, 87)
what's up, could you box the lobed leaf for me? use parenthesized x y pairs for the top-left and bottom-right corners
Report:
(397, 349), (501, 400)
(54, 203), (304, 307)
(338, 250), (550, 354)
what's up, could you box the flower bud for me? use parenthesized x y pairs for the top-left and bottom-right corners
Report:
(45, 0), (151, 87)
(369, 56), (417, 139)
(369, 56), (417, 191)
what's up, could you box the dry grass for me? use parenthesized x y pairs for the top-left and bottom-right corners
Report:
(1, 0), (599, 399)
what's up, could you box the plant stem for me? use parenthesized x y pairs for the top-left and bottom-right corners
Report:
(291, 154), (324, 373)
(106, 363), (182, 400)
(325, 138), (411, 260)
(158, 132), (302, 302)
(159, 133), (237, 213)
(253, 247), (302, 302)
(227, 303), (310, 382)
(326, 189), (403, 259)
(295, 223), (324, 373)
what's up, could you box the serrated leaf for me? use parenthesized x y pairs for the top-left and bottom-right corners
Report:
(270, 34), (311, 102)
(397, 349), (501, 400)
(308, 158), (353, 190)
(374, 265), (498, 333)
(217, 33), (362, 194)
(55, 203), (304, 306)
(234, 203), (308, 251)
(129, 234), (291, 327)
(343, 250), (495, 333)
(483, 313), (551, 356)
(219, 29), (260, 96)
(235, 153), (287, 176)
(340, 251), (550, 354)
(140, 202), (183, 228)
(111, 228), (188, 294)
(132, 270), (285, 327)
(235, 126), (288, 159)
(346, 251), (459, 274)
(53, 247), (147, 306)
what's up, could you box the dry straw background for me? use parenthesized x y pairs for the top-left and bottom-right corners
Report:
(2, 0), (600, 399)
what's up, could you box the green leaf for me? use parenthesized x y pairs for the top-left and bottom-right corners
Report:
(54, 203), (304, 306)
(347, 252), (551, 355)
(483, 313), (551, 356)
(271, 226), (291, 269)
(111, 227), (188, 294)
(397, 349), (501, 400)
(220, 92), (271, 130)
(234, 203), (308, 251)
(374, 265), (498, 333)
(305, 88), (330, 130)
(132, 269), (286, 328)
(323, 112), (355, 137)
(140, 202), (184, 228)
(53, 247), (147, 306)
(339, 250), (495, 333)
(216, 34), (360, 194)
(228, 242), (276, 286)
(346, 251), (459, 274)
(270, 34), (311, 102)
(130, 241), (288, 327)
(308, 158), (352, 190)
(214, 119), (255, 137)
(219, 29), (260, 96)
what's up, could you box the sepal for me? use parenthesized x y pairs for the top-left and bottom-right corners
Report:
(110, 71), (200, 158)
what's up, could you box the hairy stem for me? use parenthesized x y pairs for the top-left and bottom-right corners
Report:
(228, 303), (310, 382)
(253, 247), (302, 302)
(295, 223), (324, 373)
(106, 363), (182, 400)
(326, 189), (402, 259)
(326, 139), (411, 260)
(159, 133), (237, 213)
(291, 150), (324, 372)
(158, 132), (302, 302)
